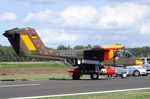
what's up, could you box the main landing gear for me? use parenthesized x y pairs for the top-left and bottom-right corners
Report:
(69, 65), (100, 80)
(67, 64), (116, 80)
(71, 72), (99, 80)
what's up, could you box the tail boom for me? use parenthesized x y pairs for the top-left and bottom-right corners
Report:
(3, 27), (84, 59)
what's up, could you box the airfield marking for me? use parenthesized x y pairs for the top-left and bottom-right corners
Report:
(9, 87), (150, 99)
(0, 84), (40, 88)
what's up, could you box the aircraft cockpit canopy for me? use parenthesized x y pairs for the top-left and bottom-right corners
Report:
(116, 49), (135, 58)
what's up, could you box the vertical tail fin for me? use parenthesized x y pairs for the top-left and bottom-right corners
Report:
(3, 27), (49, 57)
(3, 27), (82, 60)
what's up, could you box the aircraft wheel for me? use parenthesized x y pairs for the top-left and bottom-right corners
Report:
(121, 73), (127, 78)
(90, 72), (99, 80)
(133, 70), (140, 77)
(72, 73), (80, 80)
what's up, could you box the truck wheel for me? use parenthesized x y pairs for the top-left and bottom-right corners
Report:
(90, 72), (99, 80)
(121, 73), (127, 78)
(133, 70), (140, 77)
(72, 73), (80, 80)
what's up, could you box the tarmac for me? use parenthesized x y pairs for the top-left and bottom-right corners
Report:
(0, 75), (149, 99)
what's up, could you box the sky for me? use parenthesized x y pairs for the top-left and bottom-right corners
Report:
(0, 0), (150, 48)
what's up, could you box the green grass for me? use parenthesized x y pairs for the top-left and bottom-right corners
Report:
(0, 62), (72, 81)
(0, 74), (96, 81)
(0, 62), (104, 81)
(0, 73), (72, 81)
(0, 62), (70, 68)
(39, 89), (150, 99)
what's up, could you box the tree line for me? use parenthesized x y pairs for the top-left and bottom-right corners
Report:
(0, 44), (150, 62)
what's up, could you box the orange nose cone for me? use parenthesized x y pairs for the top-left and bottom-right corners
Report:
(135, 59), (143, 65)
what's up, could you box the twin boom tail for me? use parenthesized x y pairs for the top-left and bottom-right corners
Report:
(3, 27), (144, 80)
(3, 27), (115, 64)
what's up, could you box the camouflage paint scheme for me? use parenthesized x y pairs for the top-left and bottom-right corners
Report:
(3, 27), (144, 80)
(3, 27), (142, 66)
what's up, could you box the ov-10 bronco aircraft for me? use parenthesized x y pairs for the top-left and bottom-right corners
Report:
(3, 27), (143, 80)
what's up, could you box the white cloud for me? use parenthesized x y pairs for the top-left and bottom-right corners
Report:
(25, 10), (59, 24)
(98, 3), (150, 28)
(107, 35), (127, 40)
(140, 23), (150, 35)
(19, 0), (88, 4)
(129, 0), (150, 4)
(128, 40), (150, 48)
(0, 12), (17, 21)
(19, 0), (54, 4)
(37, 28), (79, 45)
(60, 6), (98, 28)
(22, 3), (150, 47)
(60, 3), (150, 29)
(24, 3), (150, 30)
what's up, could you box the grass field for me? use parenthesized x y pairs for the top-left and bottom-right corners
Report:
(0, 62), (95, 80)
(39, 89), (150, 99)
(0, 62), (72, 81)
(0, 62), (70, 68)
(0, 73), (72, 81)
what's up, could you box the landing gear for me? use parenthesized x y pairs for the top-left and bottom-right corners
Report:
(72, 73), (80, 80)
(90, 72), (99, 80)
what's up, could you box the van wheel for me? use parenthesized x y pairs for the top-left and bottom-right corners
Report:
(90, 72), (99, 80)
(133, 70), (140, 77)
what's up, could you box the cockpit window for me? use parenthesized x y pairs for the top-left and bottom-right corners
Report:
(125, 50), (133, 58)
(118, 49), (134, 58)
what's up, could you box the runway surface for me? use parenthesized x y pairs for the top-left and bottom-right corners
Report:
(0, 76), (150, 99)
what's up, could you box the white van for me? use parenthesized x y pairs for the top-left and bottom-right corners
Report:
(140, 57), (150, 74)
(127, 66), (147, 76)
(111, 65), (147, 77)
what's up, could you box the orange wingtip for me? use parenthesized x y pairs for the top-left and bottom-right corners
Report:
(103, 44), (125, 50)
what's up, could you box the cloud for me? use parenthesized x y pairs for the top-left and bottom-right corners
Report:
(25, 10), (60, 24)
(60, 3), (150, 30)
(0, 12), (17, 21)
(60, 6), (98, 28)
(19, 0), (57, 4)
(127, 0), (150, 4)
(22, 2), (150, 47)
(128, 40), (150, 48)
(140, 23), (150, 35)
(98, 3), (150, 29)
(107, 35), (127, 40)
(19, 0), (89, 5)
(37, 28), (79, 46)
(24, 3), (150, 30)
